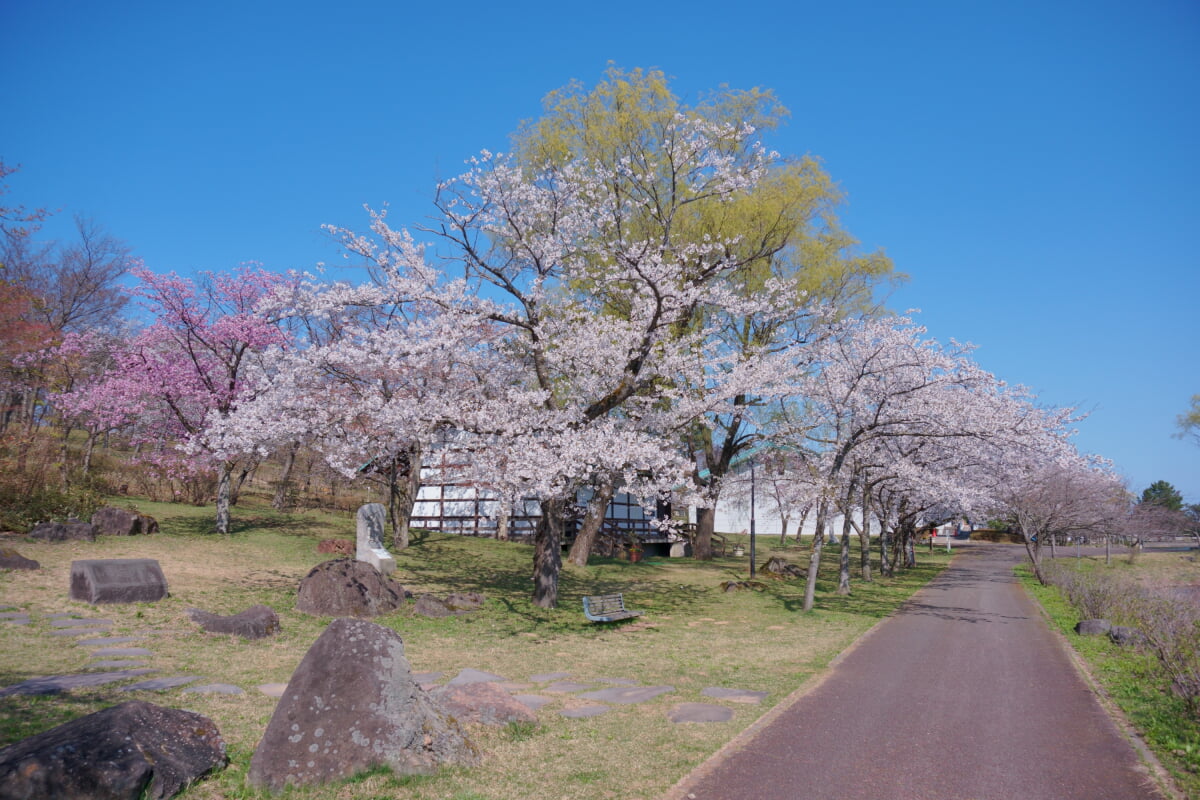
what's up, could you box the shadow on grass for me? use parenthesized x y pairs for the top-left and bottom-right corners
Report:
(0, 690), (114, 746)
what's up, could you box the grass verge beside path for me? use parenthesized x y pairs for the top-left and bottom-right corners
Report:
(1, 497), (950, 800)
(1019, 560), (1200, 800)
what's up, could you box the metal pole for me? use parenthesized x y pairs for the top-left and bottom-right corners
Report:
(749, 461), (756, 578)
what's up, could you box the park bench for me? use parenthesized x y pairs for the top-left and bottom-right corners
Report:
(582, 593), (643, 623)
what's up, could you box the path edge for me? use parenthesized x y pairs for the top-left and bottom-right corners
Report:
(659, 556), (958, 800)
(1019, 570), (1183, 800)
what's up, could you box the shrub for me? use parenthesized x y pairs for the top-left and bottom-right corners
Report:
(0, 479), (105, 532)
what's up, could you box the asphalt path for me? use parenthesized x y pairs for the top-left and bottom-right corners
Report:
(668, 543), (1167, 800)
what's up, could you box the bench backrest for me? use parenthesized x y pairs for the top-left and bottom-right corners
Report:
(583, 594), (627, 616)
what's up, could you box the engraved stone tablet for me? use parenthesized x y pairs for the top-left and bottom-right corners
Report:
(355, 503), (396, 575)
(70, 559), (169, 604)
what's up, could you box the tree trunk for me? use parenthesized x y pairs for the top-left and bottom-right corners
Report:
(82, 430), (98, 475)
(837, 506), (853, 596)
(1024, 535), (1046, 584)
(858, 483), (873, 581)
(694, 506), (716, 560)
(271, 441), (300, 511)
(802, 501), (829, 612)
(215, 462), (233, 534)
(879, 526), (892, 577)
(387, 444), (422, 550)
(1104, 534), (1111, 565)
(229, 462), (255, 506)
(567, 478), (614, 567)
(778, 516), (790, 546)
(533, 497), (565, 608)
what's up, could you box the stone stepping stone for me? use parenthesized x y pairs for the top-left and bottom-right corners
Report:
(0, 611), (30, 620)
(701, 687), (769, 704)
(1, 617), (30, 625)
(412, 671), (442, 685)
(542, 681), (596, 693)
(76, 635), (142, 646)
(45, 613), (81, 619)
(667, 703), (734, 723)
(578, 685), (674, 704)
(86, 660), (147, 670)
(560, 705), (609, 718)
(183, 683), (245, 695)
(50, 618), (112, 628)
(513, 694), (554, 710)
(48, 628), (111, 637)
(91, 647), (152, 658)
(258, 683), (288, 697)
(0, 669), (156, 697)
(529, 671), (571, 682)
(121, 675), (201, 692)
(447, 668), (507, 686)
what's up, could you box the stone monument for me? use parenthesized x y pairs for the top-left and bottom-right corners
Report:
(70, 559), (169, 604)
(356, 503), (396, 575)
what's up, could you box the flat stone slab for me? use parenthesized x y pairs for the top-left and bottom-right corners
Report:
(183, 683), (245, 695)
(529, 671), (571, 682)
(91, 647), (153, 657)
(121, 675), (201, 692)
(76, 635), (142, 646)
(514, 694), (554, 710)
(578, 685), (675, 704)
(701, 687), (769, 704)
(447, 668), (506, 685)
(257, 683), (288, 697)
(560, 705), (610, 718)
(0, 669), (156, 697)
(50, 617), (113, 628)
(70, 558), (168, 604)
(1, 618), (30, 625)
(667, 703), (735, 723)
(86, 660), (148, 670)
(542, 681), (596, 693)
(0, 612), (30, 620)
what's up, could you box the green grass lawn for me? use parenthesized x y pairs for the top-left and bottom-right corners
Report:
(1019, 555), (1200, 799)
(1, 495), (950, 800)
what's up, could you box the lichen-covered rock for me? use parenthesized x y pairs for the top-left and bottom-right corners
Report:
(91, 507), (158, 536)
(0, 700), (225, 800)
(429, 681), (538, 726)
(295, 559), (407, 617)
(0, 547), (39, 571)
(187, 604), (280, 639)
(28, 521), (95, 542)
(247, 618), (478, 791)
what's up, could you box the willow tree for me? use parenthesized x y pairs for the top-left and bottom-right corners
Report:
(513, 66), (899, 560)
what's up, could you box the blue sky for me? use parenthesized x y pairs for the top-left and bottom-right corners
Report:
(4, 0), (1198, 500)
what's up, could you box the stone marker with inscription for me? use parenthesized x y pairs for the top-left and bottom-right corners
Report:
(70, 559), (169, 604)
(356, 503), (396, 575)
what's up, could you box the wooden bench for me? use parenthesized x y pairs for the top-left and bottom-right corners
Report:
(582, 593), (643, 623)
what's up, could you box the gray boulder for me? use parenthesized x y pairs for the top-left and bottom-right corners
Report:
(1109, 625), (1144, 647)
(0, 699), (225, 800)
(187, 604), (280, 639)
(0, 547), (39, 571)
(429, 681), (538, 726)
(247, 618), (478, 791)
(28, 521), (95, 542)
(70, 559), (169, 604)
(91, 507), (159, 536)
(1075, 619), (1112, 636)
(296, 559), (407, 617)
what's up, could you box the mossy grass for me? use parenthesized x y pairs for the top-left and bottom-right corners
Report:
(1, 494), (950, 799)
(1019, 556), (1200, 798)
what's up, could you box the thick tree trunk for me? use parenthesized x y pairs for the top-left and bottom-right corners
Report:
(387, 444), (422, 550)
(879, 526), (892, 577)
(802, 501), (829, 612)
(215, 462), (233, 534)
(533, 497), (566, 608)
(567, 478), (614, 567)
(778, 517), (790, 546)
(1024, 536), (1046, 584)
(82, 430), (98, 475)
(271, 441), (299, 511)
(859, 484), (873, 581)
(229, 462), (255, 506)
(694, 506), (716, 560)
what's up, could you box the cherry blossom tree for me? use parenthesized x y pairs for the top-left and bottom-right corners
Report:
(68, 265), (293, 533)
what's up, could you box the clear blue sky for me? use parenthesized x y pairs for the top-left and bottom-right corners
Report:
(4, 0), (1198, 500)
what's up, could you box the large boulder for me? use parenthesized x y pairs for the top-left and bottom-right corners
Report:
(0, 700), (225, 800)
(428, 682), (538, 726)
(0, 547), (39, 571)
(247, 618), (478, 791)
(69, 559), (169, 604)
(296, 559), (407, 617)
(187, 604), (280, 639)
(1075, 619), (1113, 636)
(91, 507), (159, 537)
(27, 521), (95, 542)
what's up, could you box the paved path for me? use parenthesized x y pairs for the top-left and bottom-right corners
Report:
(670, 544), (1167, 800)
